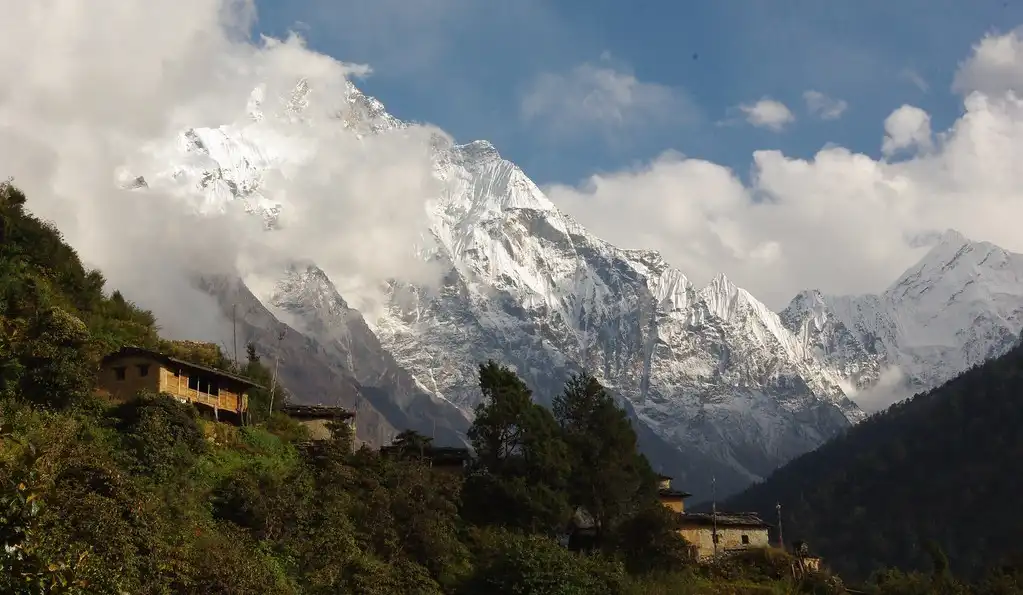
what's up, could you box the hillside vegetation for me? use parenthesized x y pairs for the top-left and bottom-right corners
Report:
(0, 181), (1015, 594)
(725, 334), (1023, 587)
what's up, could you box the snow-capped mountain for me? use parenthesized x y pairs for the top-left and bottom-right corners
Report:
(783, 230), (1023, 409)
(125, 79), (1023, 497)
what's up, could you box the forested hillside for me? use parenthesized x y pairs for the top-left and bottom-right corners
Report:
(2, 181), (1020, 594)
(725, 334), (1023, 583)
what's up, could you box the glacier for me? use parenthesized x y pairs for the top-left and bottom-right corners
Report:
(123, 78), (1023, 497)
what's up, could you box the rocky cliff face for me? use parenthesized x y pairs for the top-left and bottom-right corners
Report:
(125, 79), (1023, 496)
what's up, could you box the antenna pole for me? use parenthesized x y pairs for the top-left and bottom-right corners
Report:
(267, 329), (286, 418)
(712, 476), (719, 558)
(232, 303), (238, 368)
(776, 503), (784, 550)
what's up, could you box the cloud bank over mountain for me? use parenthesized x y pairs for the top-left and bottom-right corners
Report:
(548, 29), (1023, 309)
(9, 0), (1023, 331)
(1, 0), (446, 341)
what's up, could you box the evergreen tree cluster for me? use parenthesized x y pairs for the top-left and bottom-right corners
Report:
(725, 338), (1023, 590)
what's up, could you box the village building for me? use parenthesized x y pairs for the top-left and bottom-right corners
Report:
(655, 473), (772, 560)
(657, 473), (692, 513)
(97, 346), (261, 425)
(790, 541), (823, 576)
(280, 404), (357, 441)
(676, 511), (772, 560)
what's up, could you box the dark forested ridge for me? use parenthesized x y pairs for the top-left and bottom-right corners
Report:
(2, 181), (1021, 594)
(725, 336), (1023, 582)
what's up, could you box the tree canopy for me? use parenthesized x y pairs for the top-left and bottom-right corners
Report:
(725, 339), (1023, 585)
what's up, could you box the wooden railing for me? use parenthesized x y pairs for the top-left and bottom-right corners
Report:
(164, 386), (242, 413)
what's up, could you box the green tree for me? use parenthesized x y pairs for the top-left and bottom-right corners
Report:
(462, 361), (571, 535)
(553, 372), (657, 545)
(460, 527), (625, 595)
(391, 429), (433, 458)
(112, 392), (208, 482)
(607, 501), (692, 575)
(19, 307), (93, 408)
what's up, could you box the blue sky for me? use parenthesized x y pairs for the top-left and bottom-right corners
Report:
(255, 0), (1023, 186)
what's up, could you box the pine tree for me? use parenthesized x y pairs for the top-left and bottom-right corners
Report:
(462, 361), (571, 535)
(553, 372), (656, 544)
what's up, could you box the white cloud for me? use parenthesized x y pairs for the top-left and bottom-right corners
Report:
(737, 98), (795, 131)
(953, 29), (1023, 96)
(802, 90), (848, 120)
(900, 69), (930, 93)
(850, 366), (909, 414)
(520, 59), (698, 139)
(546, 30), (1023, 310)
(881, 105), (933, 156)
(0, 0), (446, 342)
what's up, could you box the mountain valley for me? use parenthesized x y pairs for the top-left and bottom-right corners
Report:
(126, 79), (1023, 496)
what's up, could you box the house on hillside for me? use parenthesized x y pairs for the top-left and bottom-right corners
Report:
(97, 346), (261, 425)
(676, 512), (772, 560)
(791, 541), (823, 576)
(281, 404), (357, 441)
(657, 474), (693, 513)
(655, 474), (771, 560)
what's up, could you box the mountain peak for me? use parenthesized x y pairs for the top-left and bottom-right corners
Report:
(454, 140), (501, 162)
(709, 271), (734, 288)
(937, 228), (968, 247)
(785, 289), (827, 315)
(698, 272), (748, 320)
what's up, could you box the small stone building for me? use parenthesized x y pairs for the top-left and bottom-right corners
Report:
(676, 512), (772, 560)
(657, 474), (692, 514)
(97, 347), (261, 424)
(791, 541), (822, 575)
(280, 404), (356, 441)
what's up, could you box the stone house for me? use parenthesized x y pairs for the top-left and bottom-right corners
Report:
(656, 474), (772, 560)
(97, 346), (261, 424)
(657, 473), (692, 513)
(676, 511), (772, 560)
(280, 404), (356, 441)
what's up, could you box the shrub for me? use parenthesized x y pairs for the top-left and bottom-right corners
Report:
(460, 527), (626, 595)
(112, 391), (207, 481)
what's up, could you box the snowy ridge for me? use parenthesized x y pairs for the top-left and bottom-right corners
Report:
(785, 230), (1023, 402)
(125, 78), (1023, 496)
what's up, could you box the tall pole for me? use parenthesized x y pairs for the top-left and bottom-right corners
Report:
(712, 476), (719, 558)
(776, 503), (784, 550)
(267, 329), (285, 418)
(232, 303), (239, 369)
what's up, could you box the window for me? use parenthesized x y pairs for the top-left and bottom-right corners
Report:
(113, 366), (126, 381)
(741, 534), (750, 545)
(188, 375), (199, 390)
(137, 364), (150, 377)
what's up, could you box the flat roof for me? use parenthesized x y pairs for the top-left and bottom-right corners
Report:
(677, 512), (771, 529)
(102, 346), (264, 389)
(281, 404), (356, 420)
